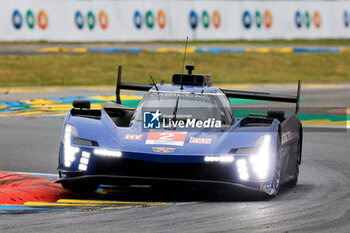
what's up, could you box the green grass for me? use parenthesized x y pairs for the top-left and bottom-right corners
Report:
(1, 53), (350, 86)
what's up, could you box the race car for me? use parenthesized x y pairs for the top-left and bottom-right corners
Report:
(56, 65), (302, 196)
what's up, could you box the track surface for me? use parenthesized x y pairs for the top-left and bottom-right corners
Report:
(0, 87), (349, 232)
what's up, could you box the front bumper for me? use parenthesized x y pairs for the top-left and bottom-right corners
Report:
(58, 158), (274, 195)
(56, 174), (267, 194)
(58, 147), (275, 194)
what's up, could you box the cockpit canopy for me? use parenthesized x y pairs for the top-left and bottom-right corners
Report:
(131, 90), (234, 128)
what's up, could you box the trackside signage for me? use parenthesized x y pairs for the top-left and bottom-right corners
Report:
(2, 0), (350, 41)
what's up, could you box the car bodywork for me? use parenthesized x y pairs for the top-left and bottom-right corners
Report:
(56, 65), (302, 196)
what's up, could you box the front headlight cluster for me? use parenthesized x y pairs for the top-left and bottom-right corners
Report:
(204, 134), (273, 181)
(62, 124), (122, 171)
(62, 124), (80, 168)
(236, 159), (249, 180)
(249, 134), (271, 179)
(235, 134), (272, 181)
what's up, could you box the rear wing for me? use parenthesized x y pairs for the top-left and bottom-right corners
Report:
(221, 80), (301, 113)
(114, 65), (301, 114)
(115, 65), (152, 104)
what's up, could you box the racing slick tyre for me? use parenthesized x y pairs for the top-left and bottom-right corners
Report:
(61, 182), (99, 193)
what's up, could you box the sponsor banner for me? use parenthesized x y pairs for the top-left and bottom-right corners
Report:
(146, 132), (187, 146)
(2, 0), (350, 41)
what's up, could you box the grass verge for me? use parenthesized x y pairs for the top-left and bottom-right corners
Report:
(1, 53), (350, 86)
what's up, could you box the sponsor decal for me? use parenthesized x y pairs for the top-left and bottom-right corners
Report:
(143, 109), (221, 130)
(264, 10), (273, 28)
(75, 10), (108, 30)
(242, 11), (252, 28)
(75, 11), (84, 29)
(202, 10), (210, 28)
(26, 10), (35, 29)
(12, 10), (23, 29)
(282, 132), (299, 145)
(134, 10), (166, 30)
(295, 10), (321, 29)
(99, 11), (108, 29)
(143, 109), (221, 129)
(164, 118), (221, 129)
(295, 11), (303, 28)
(13, 9), (48, 30)
(212, 10), (221, 29)
(87, 11), (96, 30)
(344, 11), (349, 28)
(305, 11), (311, 28)
(313, 11), (321, 28)
(157, 10), (166, 29)
(260, 182), (272, 190)
(146, 132), (187, 146)
(146, 10), (154, 29)
(125, 134), (143, 140)
(189, 137), (212, 144)
(189, 10), (221, 30)
(152, 147), (176, 153)
(255, 11), (262, 28)
(189, 10), (198, 29)
(144, 110), (162, 129)
(242, 10), (273, 29)
(38, 10), (48, 30)
(134, 10), (142, 29)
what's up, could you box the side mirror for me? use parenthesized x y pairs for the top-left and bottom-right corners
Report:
(73, 99), (91, 109)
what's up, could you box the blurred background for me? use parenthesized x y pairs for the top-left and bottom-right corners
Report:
(0, 2), (350, 229)
(1, 0), (350, 87)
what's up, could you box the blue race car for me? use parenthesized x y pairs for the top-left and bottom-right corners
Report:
(56, 65), (302, 196)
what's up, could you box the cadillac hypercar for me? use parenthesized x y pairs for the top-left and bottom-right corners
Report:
(56, 65), (302, 196)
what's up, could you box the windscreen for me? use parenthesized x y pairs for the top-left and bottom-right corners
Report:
(131, 91), (233, 127)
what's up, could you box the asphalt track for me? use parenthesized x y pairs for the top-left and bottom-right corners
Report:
(0, 87), (349, 232)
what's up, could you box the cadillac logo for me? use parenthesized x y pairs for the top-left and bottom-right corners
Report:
(152, 147), (176, 153)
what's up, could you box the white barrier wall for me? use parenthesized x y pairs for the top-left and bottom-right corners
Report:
(1, 0), (350, 41)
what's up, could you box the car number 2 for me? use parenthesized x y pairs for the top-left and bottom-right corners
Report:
(159, 133), (174, 141)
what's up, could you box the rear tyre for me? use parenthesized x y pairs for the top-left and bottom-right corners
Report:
(61, 182), (99, 193)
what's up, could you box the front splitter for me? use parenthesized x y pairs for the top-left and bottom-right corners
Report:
(56, 174), (268, 195)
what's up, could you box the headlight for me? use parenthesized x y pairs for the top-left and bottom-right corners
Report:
(204, 155), (234, 163)
(234, 134), (272, 181)
(237, 159), (249, 180)
(62, 124), (80, 168)
(94, 149), (122, 157)
(249, 134), (271, 179)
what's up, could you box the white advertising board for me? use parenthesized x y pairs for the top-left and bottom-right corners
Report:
(1, 0), (350, 41)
